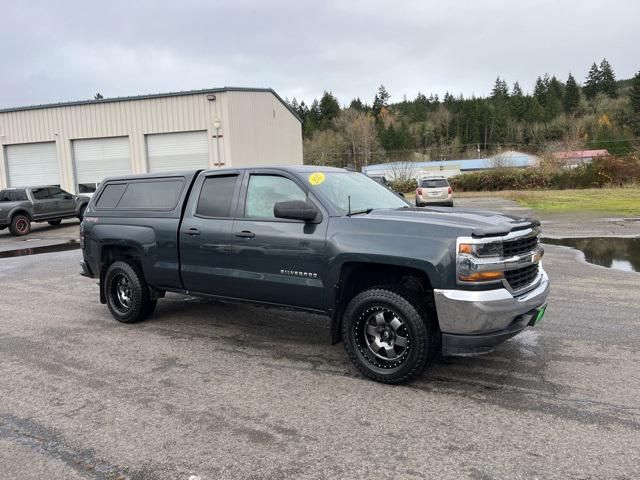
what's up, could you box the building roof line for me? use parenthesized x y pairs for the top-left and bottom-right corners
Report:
(0, 87), (302, 123)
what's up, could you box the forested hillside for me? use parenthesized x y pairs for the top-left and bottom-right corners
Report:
(288, 59), (640, 169)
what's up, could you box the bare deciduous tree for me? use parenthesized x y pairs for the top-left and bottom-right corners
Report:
(334, 108), (383, 169)
(489, 152), (516, 169)
(303, 130), (348, 166)
(388, 160), (418, 183)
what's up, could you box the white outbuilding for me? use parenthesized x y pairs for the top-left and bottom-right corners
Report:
(0, 87), (302, 193)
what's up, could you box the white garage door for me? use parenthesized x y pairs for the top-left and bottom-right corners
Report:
(6, 142), (60, 187)
(146, 131), (209, 172)
(73, 137), (131, 193)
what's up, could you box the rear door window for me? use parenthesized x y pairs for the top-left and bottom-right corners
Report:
(32, 188), (52, 200)
(196, 175), (239, 218)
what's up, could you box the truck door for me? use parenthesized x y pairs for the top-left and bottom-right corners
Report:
(30, 188), (58, 218)
(180, 172), (243, 297)
(231, 171), (328, 310)
(49, 187), (76, 215)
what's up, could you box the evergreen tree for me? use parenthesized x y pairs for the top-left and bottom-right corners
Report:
(563, 73), (580, 115)
(545, 76), (564, 119)
(372, 84), (390, 118)
(510, 82), (526, 121)
(309, 99), (321, 123)
(533, 75), (548, 109)
(318, 91), (340, 128)
(599, 58), (618, 98)
(491, 77), (509, 98)
(303, 99), (322, 138)
(443, 92), (455, 106)
(630, 70), (640, 135)
(512, 82), (523, 97)
(349, 97), (365, 111)
(583, 62), (601, 100)
(412, 92), (430, 122)
(532, 74), (563, 120)
(380, 123), (397, 151)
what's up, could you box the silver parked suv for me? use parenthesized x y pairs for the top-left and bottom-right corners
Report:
(415, 177), (453, 207)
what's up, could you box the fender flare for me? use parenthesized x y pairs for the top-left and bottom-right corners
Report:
(76, 200), (89, 216)
(9, 208), (33, 223)
(327, 258), (442, 344)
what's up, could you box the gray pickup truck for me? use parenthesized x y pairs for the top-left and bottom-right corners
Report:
(80, 166), (550, 384)
(0, 186), (89, 236)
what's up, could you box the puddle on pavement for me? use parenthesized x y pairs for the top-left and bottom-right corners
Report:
(542, 237), (640, 273)
(0, 240), (80, 259)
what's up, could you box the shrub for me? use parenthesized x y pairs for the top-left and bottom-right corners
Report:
(389, 178), (418, 193)
(449, 155), (640, 191)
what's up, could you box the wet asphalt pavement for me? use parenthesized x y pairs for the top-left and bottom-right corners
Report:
(0, 205), (639, 479)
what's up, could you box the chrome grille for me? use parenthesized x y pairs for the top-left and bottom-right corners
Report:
(503, 234), (539, 258)
(505, 264), (539, 291)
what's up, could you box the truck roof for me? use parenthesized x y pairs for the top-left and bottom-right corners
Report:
(98, 165), (350, 183)
(0, 186), (53, 191)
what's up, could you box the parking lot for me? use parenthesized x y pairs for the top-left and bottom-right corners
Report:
(1, 202), (639, 479)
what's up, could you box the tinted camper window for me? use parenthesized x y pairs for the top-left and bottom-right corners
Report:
(96, 184), (127, 208)
(0, 190), (28, 201)
(96, 179), (184, 210)
(118, 179), (185, 210)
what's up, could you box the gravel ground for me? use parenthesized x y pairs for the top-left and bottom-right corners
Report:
(0, 200), (638, 479)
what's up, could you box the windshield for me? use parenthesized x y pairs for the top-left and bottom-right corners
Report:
(308, 171), (408, 214)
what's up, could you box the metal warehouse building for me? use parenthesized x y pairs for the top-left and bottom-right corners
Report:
(0, 87), (302, 193)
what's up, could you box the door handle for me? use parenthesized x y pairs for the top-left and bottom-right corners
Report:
(183, 228), (201, 236)
(235, 230), (255, 238)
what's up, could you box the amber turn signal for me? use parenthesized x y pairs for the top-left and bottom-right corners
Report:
(458, 271), (505, 282)
(458, 243), (474, 254)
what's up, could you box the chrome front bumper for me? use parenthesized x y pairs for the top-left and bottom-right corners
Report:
(434, 267), (550, 356)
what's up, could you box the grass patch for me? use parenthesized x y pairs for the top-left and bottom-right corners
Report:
(502, 188), (640, 215)
(405, 188), (640, 215)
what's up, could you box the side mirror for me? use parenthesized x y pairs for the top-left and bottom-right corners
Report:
(274, 200), (319, 222)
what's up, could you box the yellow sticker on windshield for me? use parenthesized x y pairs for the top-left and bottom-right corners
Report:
(309, 172), (326, 185)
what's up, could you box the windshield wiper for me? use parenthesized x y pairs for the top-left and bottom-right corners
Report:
(348, 208), (375, 217)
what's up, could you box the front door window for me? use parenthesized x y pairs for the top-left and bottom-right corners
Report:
(245, 175), (306, 219)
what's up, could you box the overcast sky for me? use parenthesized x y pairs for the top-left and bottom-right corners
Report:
(1, 0), (638, 109)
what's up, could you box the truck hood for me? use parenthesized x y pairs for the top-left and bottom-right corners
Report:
(365, 207), (539, 237)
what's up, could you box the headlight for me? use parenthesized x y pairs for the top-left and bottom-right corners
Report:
(456, 255), (505, 282)
(457, 239), (504, 284)
(458, 241), (503, 257)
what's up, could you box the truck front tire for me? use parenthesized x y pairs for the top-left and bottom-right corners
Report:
(104, 260), (157, 323)
(9, 214), (31, 236)
(342, 286), (437, 384)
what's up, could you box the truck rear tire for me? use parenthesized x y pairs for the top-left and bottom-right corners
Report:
(342, 286), (436, 384)
(104, 260), (157, 323)
(9, 214), (31, 236)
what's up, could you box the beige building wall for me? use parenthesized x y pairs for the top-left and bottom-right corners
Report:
(0, 89), (302, 191)
(225, 91), (303, 166)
